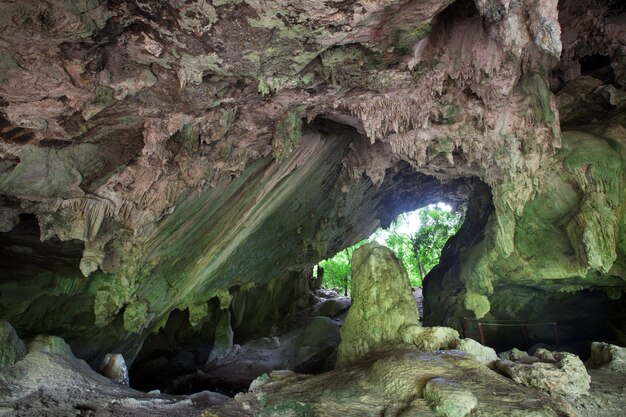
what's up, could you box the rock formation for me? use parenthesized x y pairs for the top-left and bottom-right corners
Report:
(494, 348), (591, 397)
(337, 242), (458, 366)
(587, 341), (626, 373)
(99, 352), (130, 385)
(0, 322), (228, 416)
(0, 0), (624, 413)
(203, 348), (576, 416)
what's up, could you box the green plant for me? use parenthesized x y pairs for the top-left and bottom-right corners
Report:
(316, 204), (463, 291)
(411, 206), (463, 279)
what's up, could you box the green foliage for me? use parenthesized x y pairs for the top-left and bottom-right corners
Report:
(317, 240), (368, 296)
(411, 206), (463, 278)
(316, 205), (463, 292)
(380, 230), (422, 287)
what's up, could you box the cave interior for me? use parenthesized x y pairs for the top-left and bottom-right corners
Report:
(0, 0), (625, 416)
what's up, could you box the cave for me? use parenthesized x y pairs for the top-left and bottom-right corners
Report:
(0, 0), (625, 416)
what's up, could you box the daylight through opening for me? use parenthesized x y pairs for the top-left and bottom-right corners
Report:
(315, 203), (465, 296)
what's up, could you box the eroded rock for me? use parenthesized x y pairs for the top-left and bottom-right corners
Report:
(0, 321), (25, 371)
(203, 348), (575, 417)
(498, 348), (530, 361)
(99, 353), (130, 386)
(0, 333), (228, 416)
(495, 350), (590, 397)
(587, 342), (626, 373)
(337, 243), (422, 366)
(423, 377), (478, 417)
(337, 243), (459, 367)
(455, 338), (497, 365)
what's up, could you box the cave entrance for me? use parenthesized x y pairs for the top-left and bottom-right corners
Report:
(314, 203), (464, 298)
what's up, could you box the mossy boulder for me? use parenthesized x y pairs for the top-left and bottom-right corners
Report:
(336, 243), (421, 367)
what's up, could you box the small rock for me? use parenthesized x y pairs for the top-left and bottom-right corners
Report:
(423, 377), (478, 417)
(528, 343), (552, 356)
(29, 335), (74, 358)
(533, 348), (556, 363)
(411, 326), (460, 351)
(99, 353), (129, 385)
(514, 355), (542, 365)
(269, 369), (296, 381)
(455, 338), (497, 364)
(316, 297), (351, 318)
(249, 373), (271, 391)
(498, 348), (529, 361)
(495, 350), (590, 397)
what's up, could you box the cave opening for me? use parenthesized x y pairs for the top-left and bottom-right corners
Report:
(125, 153), (476, 396)
(314, 203), (464, 296)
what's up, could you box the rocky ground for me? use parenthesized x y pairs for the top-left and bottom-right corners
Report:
(568, 369), (626, 417)
(0, 333), (228, 417)
(1, 293), (626, 416)
(203, 347), (576, 417)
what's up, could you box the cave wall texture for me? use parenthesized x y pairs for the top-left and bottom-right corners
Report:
(0, 0), (624, 364)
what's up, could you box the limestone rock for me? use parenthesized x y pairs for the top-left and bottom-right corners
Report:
(99, 353), (130, 386)
(249, 373), (271, 391)
(498, 348), (530, 361)
(27, 335), (75, 358)
(337, 243), (421, 366)
(0, 321), (26, 370)
(495, 350), (590, 397)
(0, 333), (228, 415)
(533, 348), (557, 363)
(410, 326), (460, 352)
(455, 338), (497, 364)
(587, 342), (626, 373)
(423, 377), (478, 417)
(204, 348), (575, 416)
(206, 309), (234, 365)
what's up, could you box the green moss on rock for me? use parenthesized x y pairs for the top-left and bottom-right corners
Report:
(272, 110), (303, 162)
(337, 243), (420, 367)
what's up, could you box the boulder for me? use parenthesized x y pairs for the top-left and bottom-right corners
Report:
(99, 353), (130, 385)
(410, 326), (460, 352)
(587, 341), (626, 373)
(423, 377), (478, 417)
(337, 243), (422, 366)
(455, 338), (497, 364)
(337, 243), (460, 367)
(498, 348), (530, 361)
(0, 321), (26, 370)
(495, 350), (590, 397)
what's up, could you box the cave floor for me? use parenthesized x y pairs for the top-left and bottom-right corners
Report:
(2, 337), (626, 416)
(566, 368), (626, 417)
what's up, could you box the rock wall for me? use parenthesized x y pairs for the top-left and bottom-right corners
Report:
(425, 128), (626, 347)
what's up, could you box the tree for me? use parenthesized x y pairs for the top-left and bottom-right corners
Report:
(410, 206), (463, 279)
(317, 240), (368, 295)
(380, 216), (422, 287)
(316, 204), (463, 292)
